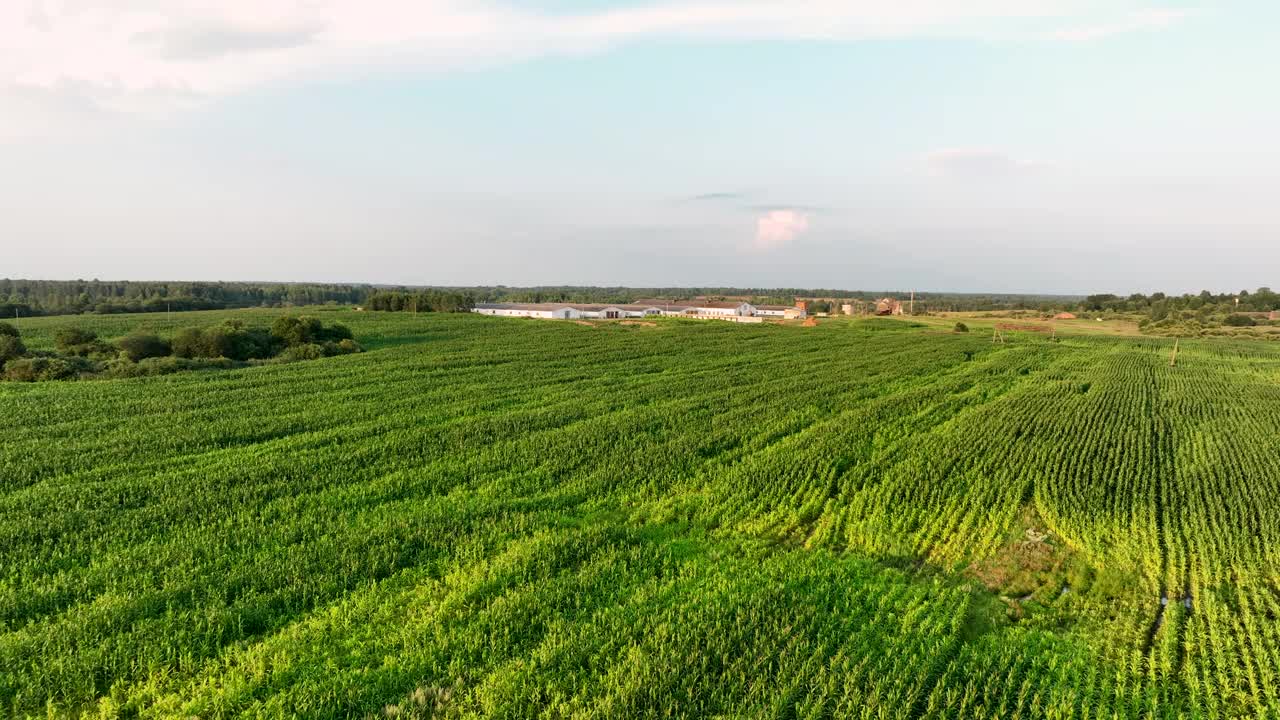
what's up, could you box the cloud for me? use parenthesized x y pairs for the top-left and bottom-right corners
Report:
(1051, 8), (1194, 41)
(132, 23), (324, 61)
(755, 209), (809, 250)
(0, 1), (1189, 115)
(925, 148), (1042, 178)
(689, 191), (749, 202)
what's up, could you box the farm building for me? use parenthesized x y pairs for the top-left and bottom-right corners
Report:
(472, 301), (804, 322)
(1053, 312), (1078, 320)
(875, 298), (904, 316)
(683, 301), (757, 317)
(473, 303), (583, 319)
(754, 304), (801, 318)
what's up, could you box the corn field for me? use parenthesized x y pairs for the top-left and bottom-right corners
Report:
(3, 310), (1279, 718)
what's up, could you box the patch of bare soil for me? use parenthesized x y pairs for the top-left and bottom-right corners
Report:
(619, 320), (657, 327)
(966, 509), (1088, 621)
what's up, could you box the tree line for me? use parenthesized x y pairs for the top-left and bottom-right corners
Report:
(0, 280), (368, 318)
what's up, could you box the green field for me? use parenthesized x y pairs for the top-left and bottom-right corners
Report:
(4, 310), (1280, 718)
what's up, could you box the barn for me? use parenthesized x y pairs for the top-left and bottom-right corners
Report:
(472, 303), (582, 319)
(875, 298), (903, 316)
(754, 304), (800, 318)
(472, 300), (804, 322)
(687, 301), (757, 317)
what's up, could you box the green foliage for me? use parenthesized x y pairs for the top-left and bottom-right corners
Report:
(0, 334), (24, 364)
(0, 278), (368, 317)
(0, 321), (18, 338)
(270, 315), (352, 346)
(954, 321), (969, 333)
(103, 356), (238, 378)
(367, 290), (473, 313)
(4, 314), (361, 382)
(277, 343), (326, 362)
(1225, 313), (1257, 327)
(53, 326), (110, 357)
(3, 355), (87, 381)
(171, 322), (272, 361)
(116, 332), (171, 362)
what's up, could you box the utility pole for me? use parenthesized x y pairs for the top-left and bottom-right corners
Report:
(910, 291), (915, 315)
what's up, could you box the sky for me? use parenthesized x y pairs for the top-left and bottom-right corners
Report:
(1, 0), (1277, 294)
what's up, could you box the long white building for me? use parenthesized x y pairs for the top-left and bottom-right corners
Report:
(471, 301), (806, 321)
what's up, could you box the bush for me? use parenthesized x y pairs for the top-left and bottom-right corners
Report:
(172, 323), (272, 361)
(116, 333), (171, 362)
(271, 316), (321, 346)
(272, 316), (353, 347)
(954, 322), (969, 333)
(277, 343), (326, 363)
(1224, 313), (1257, 327)
(3, 356), (86, 382)
(104, 356), (237, 378)
(54, 327), (99, 353)
(0, 335), (25, 364)
(0, 322), (18, 338)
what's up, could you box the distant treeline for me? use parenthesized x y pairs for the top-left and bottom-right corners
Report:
(0, 279), (367, 318)
(1079, 288), (1278, 316)
(5, 280), (1086, 318)
(1080, 288), (1279, 334)
(8, 280), (1275, 324)
(365, 290), (473, 313)
(467, 287), (1082, 312)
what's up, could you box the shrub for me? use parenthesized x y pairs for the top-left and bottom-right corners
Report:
(172, 323), (272, 361)
(3, 356), (86, 382)
(54, 327), (99, 353)
(105, 356), (237, 378)
(116, 333), (171, 362)
(1224, 313), (1257, 327)
(954, 322), (969, 333)
(0, 322), (18, 338)
(0, 335), (25, 364)
(271, 316), (322, 346)
(170, 328), (208, 359)
(277, 343), (326, 363)
(335, 338), (363, 355)
(271, 316), (353, 347)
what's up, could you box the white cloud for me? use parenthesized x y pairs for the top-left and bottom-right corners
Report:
(0, 1), (1190, 115)
(1050, 8), (1194, 41)
(925, 148), (1043, 178)
(755, 209), (809, 250)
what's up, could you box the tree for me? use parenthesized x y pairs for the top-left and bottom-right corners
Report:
(54, 327), (98, 353)
(0, 335), (25, 364)
(271, 316), (323, 346)
(1224, 314), (1257, 327)
(170, 328), (208, 359)
(117, 333), (171, 362)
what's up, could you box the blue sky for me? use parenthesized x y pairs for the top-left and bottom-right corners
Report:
(2, 1), (1276, 293)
